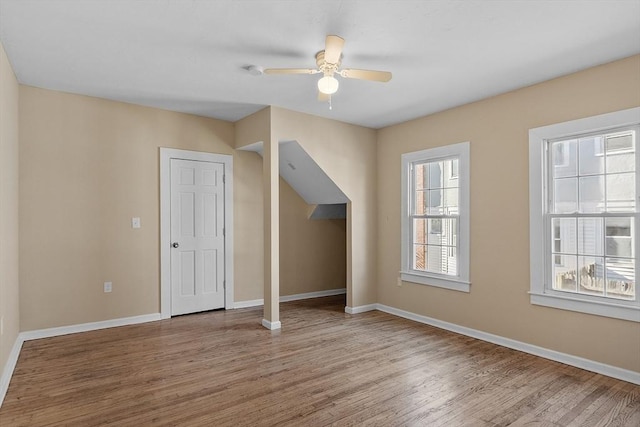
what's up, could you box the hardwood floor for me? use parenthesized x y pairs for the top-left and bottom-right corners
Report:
(1, 295), (638, 426)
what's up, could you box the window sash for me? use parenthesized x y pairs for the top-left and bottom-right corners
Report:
(543, 212), (637, 302)
(409, 157), (460, 278)
(410, 157), (460, 216)
(543, 126), (638, 305)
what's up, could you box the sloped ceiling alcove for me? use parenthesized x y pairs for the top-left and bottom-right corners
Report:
(240, 140), (348, 219)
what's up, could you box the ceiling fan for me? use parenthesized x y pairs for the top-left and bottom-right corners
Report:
(264, 35), (392, 101)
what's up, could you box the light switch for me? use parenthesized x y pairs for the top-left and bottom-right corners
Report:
(132, 217), (141, 229)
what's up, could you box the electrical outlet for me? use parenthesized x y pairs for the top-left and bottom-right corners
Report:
(397, 277), (402, 287)
(132, 217), (141, 229)
(104, 282), (112, 293)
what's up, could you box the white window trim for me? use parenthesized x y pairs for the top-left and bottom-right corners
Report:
(400, 141), (471, 292)
(529, 107), (640, 322)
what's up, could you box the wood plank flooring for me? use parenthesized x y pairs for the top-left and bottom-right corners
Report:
(1, 295), (638, 426)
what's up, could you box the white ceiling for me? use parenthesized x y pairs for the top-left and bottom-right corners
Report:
(1, 0), (639, 129)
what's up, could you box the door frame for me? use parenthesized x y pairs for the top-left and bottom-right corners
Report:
(160, 148), (234, 319)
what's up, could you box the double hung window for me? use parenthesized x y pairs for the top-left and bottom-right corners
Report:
(401, 142), (470, 292)
(529, 108), (639, 321)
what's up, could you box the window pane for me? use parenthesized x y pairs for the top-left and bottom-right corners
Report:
(551, 139), (577, 178)
(606, 133), (634, 152)
(415, 163), (428, 191)
(578, 217), (603, 256)
(578, 256), (605, 296)
(606, 173), (635, 212)
(605, 132), (634, 175)
(413, 219), (427, 244)
(448, 247), (458, 273)
(450, 159), (459, 179)
(425, 245), (457, 276)
(415, 190), (426, 215)
(443, 188), (458, 213)
(442, 218), (457, 247)
(427, 219), (444, 244)
(413, 244), (425, 270)
(552, 255), (577, 292)
(553, 177), (578, 213)
(551, 218), (577, 254)
(606, 237), (633, 258)
(607, 151), (635, 174)
(428, 189), (442, 214)
(606, 217), (632, 237)
(416, 159), (463, 216)
(429, 162), (443, 188)
(605, 217), (633, 258)
(578, 175), (605, 213)
(605, 258), (635, 300)
(579, 136), (604, 176)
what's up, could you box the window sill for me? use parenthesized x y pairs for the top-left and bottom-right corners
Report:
(400, 271), (470, 293)
(529, 292), (640, 322)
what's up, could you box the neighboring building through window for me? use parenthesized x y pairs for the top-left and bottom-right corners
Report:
(529, 108), (639, 322)
(401, 141), (470, 292)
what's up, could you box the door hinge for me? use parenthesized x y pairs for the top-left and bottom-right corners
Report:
(223, 280), (226, 289)
(223, 174), (226, 183)
(223, 227), (225, 236)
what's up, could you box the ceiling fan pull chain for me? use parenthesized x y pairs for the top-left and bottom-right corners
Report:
(329, 95), (332, 110)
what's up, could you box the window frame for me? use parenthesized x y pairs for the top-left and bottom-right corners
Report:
(401, 141), (470, 292)
(529, 107), (640, 322)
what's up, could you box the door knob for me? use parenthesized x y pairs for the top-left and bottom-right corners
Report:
(172, 242), (179, 248)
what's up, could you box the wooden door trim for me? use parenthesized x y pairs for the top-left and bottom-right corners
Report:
(160, 148), (234, 319)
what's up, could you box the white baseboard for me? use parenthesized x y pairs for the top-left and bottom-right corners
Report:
(345, 304), (377, 314)
(261, 319), (281, 330)
(280, 288), (346, 302)
(0, 312), (162, 408)
(0, 335), (24, 408)
(20, 313), (162, 341)
(233, 298), (264, 309)
(234, 288), (347, 309)
(375, 303), (640, 386)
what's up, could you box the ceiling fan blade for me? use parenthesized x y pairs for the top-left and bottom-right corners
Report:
(324, 35), (345, 64)
(264, 68), (320, 75)
(318, 91), (329, 102)
(339, 69), (392, 82)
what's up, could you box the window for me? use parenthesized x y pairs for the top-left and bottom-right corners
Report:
(529, 108), (640, 322)
(401, 142), (470, 292)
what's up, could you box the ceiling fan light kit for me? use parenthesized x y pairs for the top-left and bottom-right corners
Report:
(317, 75), (339, 95)
(264, 35), (392, 101)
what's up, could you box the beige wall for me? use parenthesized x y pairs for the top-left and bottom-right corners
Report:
(0, 43), (20, 377)
(18, 87), (242, 330)
(231, 149), (265, 302)
(234, 109), (269, 304)
(271, 107), (377, 307)
(376, 55), (640, 372)
(234, 109), (347, 301)
(18, 89), (348, 330)
(280, 180), (346, 296)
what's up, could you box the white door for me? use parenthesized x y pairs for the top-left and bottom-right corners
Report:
(170, 158), (225, 315)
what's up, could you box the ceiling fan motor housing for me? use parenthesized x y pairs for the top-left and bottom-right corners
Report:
(316, 50), (341, 76)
